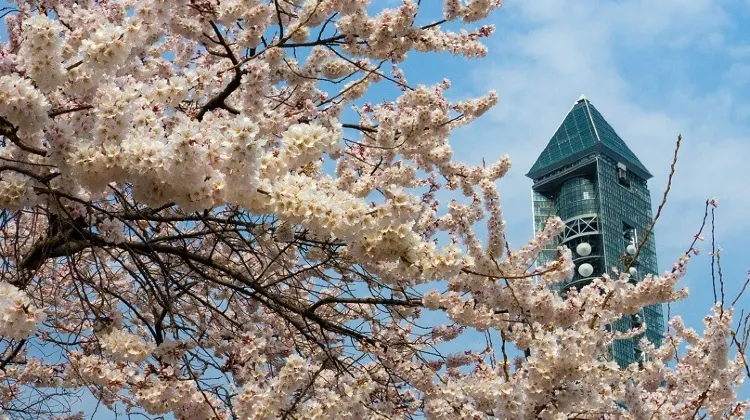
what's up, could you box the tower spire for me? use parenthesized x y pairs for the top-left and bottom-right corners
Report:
(526, 95), (651, 181)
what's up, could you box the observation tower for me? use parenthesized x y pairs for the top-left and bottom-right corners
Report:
(526, 95), (664, 368)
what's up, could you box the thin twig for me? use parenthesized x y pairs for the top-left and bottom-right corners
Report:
(625, 134), (682, 272)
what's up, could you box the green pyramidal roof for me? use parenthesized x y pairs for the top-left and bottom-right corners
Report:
(526, 95), (652, 180)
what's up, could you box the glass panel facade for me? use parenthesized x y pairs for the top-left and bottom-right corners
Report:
(586, 105), (649, 175)
(597, 156), (664, 360)
(557, 177), (598, 220)
(532, 191), (560, 269)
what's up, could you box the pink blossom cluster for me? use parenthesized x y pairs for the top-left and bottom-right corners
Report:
(0, 282), (45, 341)
(98, 329), (155, 363)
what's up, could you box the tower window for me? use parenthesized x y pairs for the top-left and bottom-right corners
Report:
(617, 163), (630, 188)
(622, 222), (636, 242)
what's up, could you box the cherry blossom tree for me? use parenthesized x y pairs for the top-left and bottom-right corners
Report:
(0, 0), (747, 418)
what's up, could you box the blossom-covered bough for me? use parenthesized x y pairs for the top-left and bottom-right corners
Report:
(0, 0), (747, 418)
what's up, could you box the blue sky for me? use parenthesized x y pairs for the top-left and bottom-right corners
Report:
(2, 0), (750, 413)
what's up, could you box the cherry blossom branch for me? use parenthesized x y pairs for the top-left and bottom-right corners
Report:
(48, 105), (93, 118)
(0, 116), (47, 156)
(0, 339), (26, 370)
(197, 21), (244, 121)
